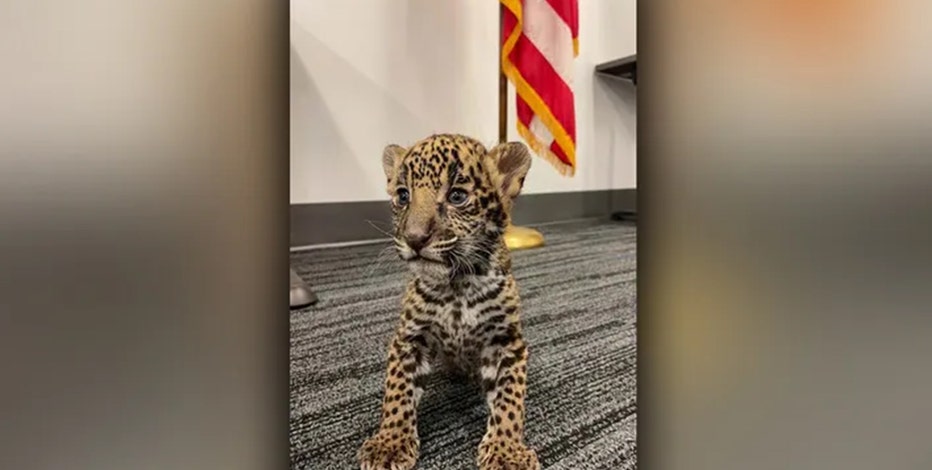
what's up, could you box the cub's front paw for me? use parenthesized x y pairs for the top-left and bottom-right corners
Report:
(358, 431), (419, 470)
(477, 438), (540, 470)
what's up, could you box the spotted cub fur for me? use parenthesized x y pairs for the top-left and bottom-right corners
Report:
(357, 134), (538, 470)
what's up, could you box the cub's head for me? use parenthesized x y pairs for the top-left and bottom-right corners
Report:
(381, 134), (531, 278)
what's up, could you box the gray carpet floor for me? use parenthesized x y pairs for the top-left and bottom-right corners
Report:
(290, 219), (637, 469)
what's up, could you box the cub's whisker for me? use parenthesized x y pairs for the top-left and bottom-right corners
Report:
(363, 243), (399, 281)
(431, 238), (458, 252)
(365, 219), (395, 239)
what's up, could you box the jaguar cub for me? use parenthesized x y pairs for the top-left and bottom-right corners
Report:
(357, 134), (539, 470)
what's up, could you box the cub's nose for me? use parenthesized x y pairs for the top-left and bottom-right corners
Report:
(405, 232), (431, 253)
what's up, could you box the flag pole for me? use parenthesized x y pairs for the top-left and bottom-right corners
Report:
(500, 3), (545, 251)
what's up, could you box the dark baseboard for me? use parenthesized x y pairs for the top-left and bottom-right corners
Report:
(291, 188), (636, 247)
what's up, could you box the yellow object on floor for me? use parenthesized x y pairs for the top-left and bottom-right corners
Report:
(503, 224), (545, 250)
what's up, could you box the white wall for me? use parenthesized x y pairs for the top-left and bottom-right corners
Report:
(291, 0), (635, 204)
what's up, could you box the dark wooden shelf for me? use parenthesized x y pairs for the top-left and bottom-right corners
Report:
(595, 54), (636, 85)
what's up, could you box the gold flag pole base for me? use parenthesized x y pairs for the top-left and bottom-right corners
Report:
(504, 224), (545, 250)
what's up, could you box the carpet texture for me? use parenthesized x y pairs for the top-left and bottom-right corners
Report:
(290, 219), (637, 469)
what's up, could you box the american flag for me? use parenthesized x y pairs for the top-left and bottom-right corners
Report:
(501, 0), (578, 176)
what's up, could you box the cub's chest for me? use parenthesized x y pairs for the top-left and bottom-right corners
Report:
(432, 299), (485, 344)
(427, 298), (504, 360)
(408, 276), (512, 366)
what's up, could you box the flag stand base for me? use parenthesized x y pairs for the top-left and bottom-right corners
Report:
(504, 224), (545, 251)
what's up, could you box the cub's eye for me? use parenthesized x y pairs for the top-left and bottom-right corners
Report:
(396, 188), (410, 206)
(447, 188), (468, 206)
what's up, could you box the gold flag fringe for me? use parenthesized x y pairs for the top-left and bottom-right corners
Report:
(516, 122), (575, 177)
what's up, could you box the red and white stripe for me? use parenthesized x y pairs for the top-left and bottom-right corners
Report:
(501, 0), (578, 176)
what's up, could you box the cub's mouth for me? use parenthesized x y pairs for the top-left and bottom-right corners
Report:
(395, 236), (457, 265)
(404, 253), (445, 264)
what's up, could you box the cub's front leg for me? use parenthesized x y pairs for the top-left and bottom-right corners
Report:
(476, 331), (539, 470)
(358, 324), (431, 470)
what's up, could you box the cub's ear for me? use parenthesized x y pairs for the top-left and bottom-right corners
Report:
(487, 141), (532, 202)
(382, 144), (407, 182)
